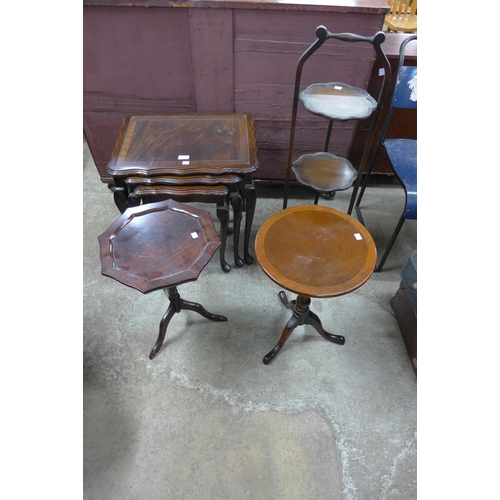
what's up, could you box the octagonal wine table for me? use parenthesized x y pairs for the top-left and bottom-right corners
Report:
(107, 112), (259, 269)
(255, 205), (377, 364)
(98, 199), (227, 359)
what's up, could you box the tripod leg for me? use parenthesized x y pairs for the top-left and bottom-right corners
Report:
(305, 310), (345, 345)
(278, 291), (295, 311)
(179, 298), (227, 322)
(149, 303), (177, 359)
(263, 314), (300, 365)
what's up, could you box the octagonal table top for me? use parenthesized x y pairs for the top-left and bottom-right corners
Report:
(98, 199), (221, 293)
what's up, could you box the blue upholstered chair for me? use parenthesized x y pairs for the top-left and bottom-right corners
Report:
(354, 34), (417, 272)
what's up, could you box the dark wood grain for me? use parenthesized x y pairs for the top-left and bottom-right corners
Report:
(98, 199), (229, 359)
(106, 113), (258, 270)
(107, 113), (258, 177)
(98, 199), (221, 292)
(129, 185), (235, 272)
(124, 174), (241, 187)
(132, 185), (229, 199)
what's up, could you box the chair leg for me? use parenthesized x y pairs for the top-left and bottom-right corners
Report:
(318, 121), (336, 201)
(353, 146), (381, 224)
(355, 170), (370, 210)
(376, 212), (406, 272)
(354, 172), (372, 225)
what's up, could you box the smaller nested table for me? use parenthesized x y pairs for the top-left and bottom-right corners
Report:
(98, 199), (227, 359)
(255, 205), (377, 364)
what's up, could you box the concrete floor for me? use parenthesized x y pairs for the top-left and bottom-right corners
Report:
(83, 138), (417, 500)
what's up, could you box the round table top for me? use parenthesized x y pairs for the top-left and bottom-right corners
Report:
(98, 199), (221, 293)
(255, 205), (377, 298)
(299, 82), (377, 121)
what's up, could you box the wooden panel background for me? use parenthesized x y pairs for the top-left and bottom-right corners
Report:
(188, 9), (234, 113)
(83, 6), (197, 179)
(83, 3), (388, 183)
(233, 9), (382, 180)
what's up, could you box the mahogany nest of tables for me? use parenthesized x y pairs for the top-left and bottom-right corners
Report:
(106, 113), (259, 271)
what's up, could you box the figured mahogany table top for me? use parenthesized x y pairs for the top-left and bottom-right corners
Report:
(107, 113), (258, 177)
(98, 199), (221, 293)
(255, 205), (377, 298)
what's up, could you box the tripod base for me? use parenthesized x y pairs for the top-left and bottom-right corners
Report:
(149, 287), (227, 359)
(263, 291), (345, 365)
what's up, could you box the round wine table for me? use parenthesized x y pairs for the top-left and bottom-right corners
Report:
(98, 199), (227, 359)
(255, 204), (377, 364)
